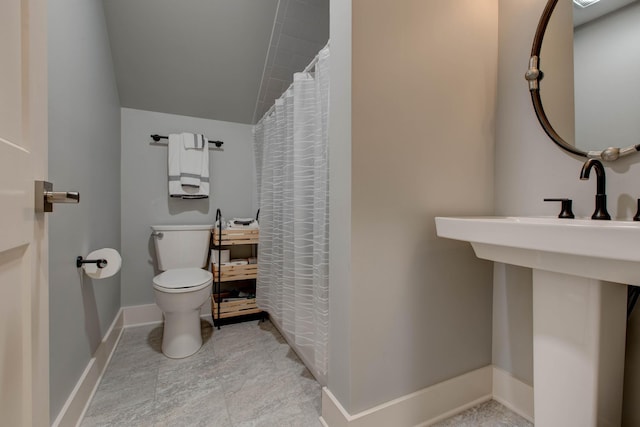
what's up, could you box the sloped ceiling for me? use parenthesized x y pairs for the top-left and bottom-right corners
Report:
(103, 0), (329, 125)
(574, 0), (638, 26)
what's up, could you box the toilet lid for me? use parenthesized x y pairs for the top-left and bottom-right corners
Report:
(153, 268), (212, 290)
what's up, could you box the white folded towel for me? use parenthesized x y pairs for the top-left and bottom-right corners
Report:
(168, 133), (210, 199)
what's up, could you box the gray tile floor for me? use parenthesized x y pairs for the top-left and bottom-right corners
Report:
(81, 319), (531, 427)
(81, 319), (322, 427)
(432, 400), (533, 427)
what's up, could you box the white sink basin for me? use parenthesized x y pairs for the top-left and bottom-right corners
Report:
(435, 216), (640, 284)
(435, 216), (632, 427)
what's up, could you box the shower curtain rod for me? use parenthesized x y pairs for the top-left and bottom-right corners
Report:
(150, 134), (224, 148)
(302, 51), (321, 73)
(257, 41), (330, 125)
(259, 99), (277, 124)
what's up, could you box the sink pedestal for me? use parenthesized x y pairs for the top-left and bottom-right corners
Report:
(533, 270), (626, 427)
(434, 216), (639, 427)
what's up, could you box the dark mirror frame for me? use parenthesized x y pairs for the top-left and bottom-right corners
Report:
(525, 0), (640, 162)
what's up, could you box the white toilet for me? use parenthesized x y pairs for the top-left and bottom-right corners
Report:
(151, 224), (213, 358)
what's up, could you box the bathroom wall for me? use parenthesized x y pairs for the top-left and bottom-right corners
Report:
(120, 108), (255, 306)
(328, 0), (499, 414)
(327, 0), (352, 410)
(48, 0), (122, 421)
(495, 1), (640, 424)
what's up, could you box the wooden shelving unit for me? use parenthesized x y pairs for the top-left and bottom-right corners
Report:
(211, 211), (261, 326)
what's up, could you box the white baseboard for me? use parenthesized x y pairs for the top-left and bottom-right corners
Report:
(122, 302), (211, 327)
(320, 366), (493, 427)
(491, 366), (534, 423)
(122, 303), (163, 326)
(51, 309), (124, 427)
(320, 365), (534, 427)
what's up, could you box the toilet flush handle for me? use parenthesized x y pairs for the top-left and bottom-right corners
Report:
(151, 231), (164, 238)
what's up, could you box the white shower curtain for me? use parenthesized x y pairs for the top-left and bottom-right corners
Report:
(253, 46), (329, 383)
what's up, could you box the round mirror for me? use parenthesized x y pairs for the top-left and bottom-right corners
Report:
(527, 0), (640, 161)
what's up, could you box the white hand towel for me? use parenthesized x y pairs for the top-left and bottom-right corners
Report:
(183, 133), (205, 149)
(168, 133), (184, 196)
(168, 133), (210, 199)
(194, 135), (210, 196)
(179, 133), (205, 187)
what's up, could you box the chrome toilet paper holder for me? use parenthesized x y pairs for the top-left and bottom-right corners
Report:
(76, 256), (108, 269)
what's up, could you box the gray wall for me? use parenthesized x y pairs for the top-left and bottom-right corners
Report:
(327, 0), (353, 411)
(328, 0), (498, 414)
(48, 0), (121, 421)
(120, 108), (255, 306)
(495, 1), (640, 424)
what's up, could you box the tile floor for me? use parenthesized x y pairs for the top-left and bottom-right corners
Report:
(81, 319), (531, 427)
(81, 319), (322, 426)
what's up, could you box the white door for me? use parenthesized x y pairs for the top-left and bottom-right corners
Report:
(0, 0), (49, 425)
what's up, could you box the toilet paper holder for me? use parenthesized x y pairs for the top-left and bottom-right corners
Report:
(76, 256), (108, 269)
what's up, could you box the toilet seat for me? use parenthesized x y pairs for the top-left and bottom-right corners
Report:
(153, 268), (212, 294)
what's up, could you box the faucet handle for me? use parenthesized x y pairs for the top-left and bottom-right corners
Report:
(544, 198), (575, 219)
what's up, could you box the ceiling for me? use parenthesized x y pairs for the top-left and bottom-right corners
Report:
(574, 0), (638, 26)
(102, 0), (329, 125)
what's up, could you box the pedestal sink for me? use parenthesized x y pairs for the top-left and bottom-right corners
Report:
(435, 216), (637, 427)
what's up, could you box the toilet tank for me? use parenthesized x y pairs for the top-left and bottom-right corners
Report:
(151, 224), (213, 270)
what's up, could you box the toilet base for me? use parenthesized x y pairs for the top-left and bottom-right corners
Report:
(161, 309), (203, 358)
(152, 272), (212, 359)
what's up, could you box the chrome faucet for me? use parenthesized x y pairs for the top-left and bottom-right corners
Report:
(580, 159), (611, 220)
